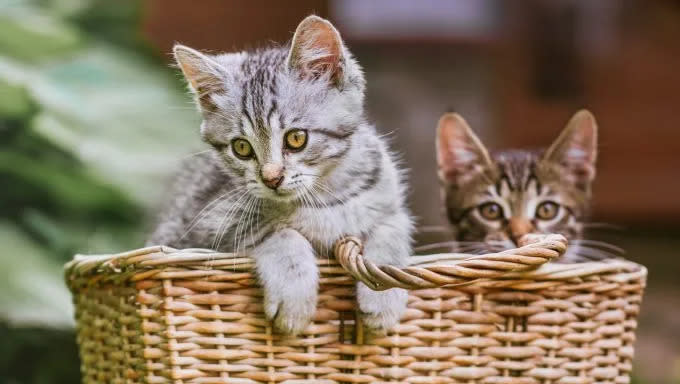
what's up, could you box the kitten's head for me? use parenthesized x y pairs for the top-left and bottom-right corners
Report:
(174, 16), (365, 202)
(436, 110), (598, 248)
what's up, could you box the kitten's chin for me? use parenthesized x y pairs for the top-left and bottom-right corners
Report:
(256, 187), (298, 203)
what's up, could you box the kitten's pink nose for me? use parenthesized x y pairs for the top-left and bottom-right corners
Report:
(508, 217), (534, 245)
(261, 163), (284, 189)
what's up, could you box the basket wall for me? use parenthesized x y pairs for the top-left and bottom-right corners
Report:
(67, 255), (645, 384)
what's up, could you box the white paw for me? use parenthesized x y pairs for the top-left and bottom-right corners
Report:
(264, 288), (317, 335)
(357, 284), (408, 332)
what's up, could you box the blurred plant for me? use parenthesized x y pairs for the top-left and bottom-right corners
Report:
(0, 323), (80, 384)
(0, 0), (200, 381)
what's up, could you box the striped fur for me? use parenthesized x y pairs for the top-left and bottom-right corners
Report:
(436, 111), (601, 263)
(149, 16), (412, 334)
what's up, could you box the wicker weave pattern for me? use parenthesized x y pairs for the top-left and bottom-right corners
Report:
(66, 236), (646, 384)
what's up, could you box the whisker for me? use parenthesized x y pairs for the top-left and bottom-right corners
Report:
(313, 179), (347, 206)
(180, 149), (213, 160)
(165, 106), (235, 121)
(566, 245), (619, 262)
(417, 225), (450, 234)
(415, 241), (466, 252)
(180, 188), (244, 241)
(582, 222), (625, 231)
(377, 129), (396, 139)
(414, 240), (511, 252)
(204, 109), (235, 121)
(250, 198), (261, 251)
(296, 184), (325, 259)
(572, 239), (625, 254)
(236, 195), (256, 253)
(244, 196), (259, 252)
(414, 241), (509, 255)
(216, 189), (251, 236)
(233, 195), (256, 255)
(214, 188), (251, 250)
(291, 174), (347, 206)
(305, 184), (330, 261)
(232, 196), (248, 255)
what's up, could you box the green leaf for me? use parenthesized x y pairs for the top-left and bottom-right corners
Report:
(0, 78), (35, 119)
(0, 45), (203, 207)
(0, 222), (74, 328)
(0, 5), (81, 62)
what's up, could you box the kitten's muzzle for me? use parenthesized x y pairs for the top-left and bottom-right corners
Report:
(508, 217), (535, 245)
(261, 163), (284, 190)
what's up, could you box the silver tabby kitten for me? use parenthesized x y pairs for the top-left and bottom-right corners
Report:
(149, 16), (412, 334)
(435, 110), (610, 263)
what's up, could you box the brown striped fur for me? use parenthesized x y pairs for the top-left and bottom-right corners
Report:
(436, 111), (599, 262)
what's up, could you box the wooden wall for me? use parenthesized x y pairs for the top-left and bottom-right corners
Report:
(142, 0), (680, 225)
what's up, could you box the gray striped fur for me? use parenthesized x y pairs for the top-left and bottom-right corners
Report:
(149, 16), (412, 334)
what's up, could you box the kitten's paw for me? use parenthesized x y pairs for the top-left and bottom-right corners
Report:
(264, 288), (317, 336)
(357, 284), (408, 333)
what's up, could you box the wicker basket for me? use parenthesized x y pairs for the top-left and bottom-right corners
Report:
(65, 234), (646, 384)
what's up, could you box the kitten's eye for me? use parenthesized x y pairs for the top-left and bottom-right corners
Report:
(479, 202), (504, 221)
(232, 138), (254, 159)
(285, 129), (308, 151)
(535, 201), (560, 220)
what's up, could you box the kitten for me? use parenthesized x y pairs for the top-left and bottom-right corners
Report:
(435, 110), (609, 262)
(148, 16), (412, 334)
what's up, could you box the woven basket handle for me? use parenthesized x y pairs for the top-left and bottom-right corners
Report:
(333, 233), (568, 290)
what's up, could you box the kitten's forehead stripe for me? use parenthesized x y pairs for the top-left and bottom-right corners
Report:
(279, 113), (286, 132)
(237, 48), (287, 139)
(241, 92), (255, 132)
(495, 150), (536, 191)
(495, 177), (510, 196)
(266, 100), (277, 128)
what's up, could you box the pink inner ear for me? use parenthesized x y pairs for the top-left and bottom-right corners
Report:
(291, 19), (343, 85)
(174, 46), (224, 111)
(548, 111), (598, 185)
(569, 124), (596, 161)
(305, 49), (341, 82)
(436, 114), (488, 184)
(563, 146), (596, 182)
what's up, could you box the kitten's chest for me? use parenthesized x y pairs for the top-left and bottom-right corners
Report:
(289, 198), (387, 249)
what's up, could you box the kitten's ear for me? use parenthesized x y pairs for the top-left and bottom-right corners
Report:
(173, 44), (223, 110)
(436, 113), (493, 185)
(288, 15), (344, 87)
(543, 109), (598, 186)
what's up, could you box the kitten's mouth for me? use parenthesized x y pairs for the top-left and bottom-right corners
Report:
(259, 186), (296, 202)
(258, 179), (314, 204)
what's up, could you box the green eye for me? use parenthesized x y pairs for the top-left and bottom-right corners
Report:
(285, 129), (308, 151)
(536, 201), (560, 220)
(232, 138), (254, 159)
(479, 202), (504, 221)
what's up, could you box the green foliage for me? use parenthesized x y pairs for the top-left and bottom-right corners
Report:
(0, 323), (80, 384)
(0, 0), (204, 381)
(0, 8), (81, 62)
(0, 223), (73, 327)
(0, 0), (199, 335)
(0, 78), (36, 118)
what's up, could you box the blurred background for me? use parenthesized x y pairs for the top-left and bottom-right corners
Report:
(1, 0), (679, 382)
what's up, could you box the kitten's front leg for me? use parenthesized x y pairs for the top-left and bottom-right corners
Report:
(357, 214), (412, 332)
(252, 228), (318, 335)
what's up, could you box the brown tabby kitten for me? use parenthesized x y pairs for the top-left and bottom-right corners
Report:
(435, 110), (611, 263)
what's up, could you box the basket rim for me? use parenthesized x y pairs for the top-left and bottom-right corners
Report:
(65, 245), (647, 285)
